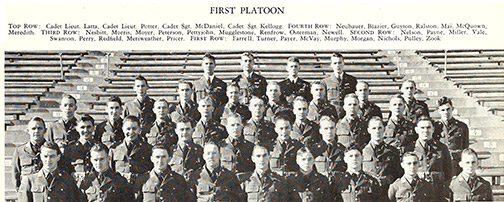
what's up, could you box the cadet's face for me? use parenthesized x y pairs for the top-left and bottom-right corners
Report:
(175, 122), (193, 143)
(319, 119), (336, 143)
(151, 148), (170, 172)
(227, 86), (240, 102)
(198, 101), (214, 118)
(249, 98), (265, 118)
(330, 56), (344, 74)
(311, 84), (326, 100)
(355, 83), (370, 102)
(389, 97), (405, 115)
(91, 150), (109, 173)
(240, 55), (254, 73)
(41, 147), (60, 172)
(286, 61), (300, 77)
(27, 120), (45, 143)
(77, 120), (94, 141)
(401, 156), (419, 177)
(177, 83), (192, 101)
(123, 120), (140, 141)
(266, 84), (281, 101)
(401, 82), (416, 97)
(368, 120), (384, 145)
(203, 144), (220, 169)
(293, 101), (308, 120)
(459, 153), (478, 175)
(106, 101), (122, 120)
(252, 147), (270, 171)
(134, 79), (148, 98)
(275, 119), (292, 142)
(60, 97), (77, 117)
(343, 97), (359, 115)
(438, 103), (454, 121)
(415, 120), (433, 142)
(297, 152), (315, 172)
(226, 116), (243, 138)
(344, 150), (363, 170)
(154, 101), (169, 118)
(202, 58), (216, 75)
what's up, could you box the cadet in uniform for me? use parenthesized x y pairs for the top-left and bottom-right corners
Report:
(384, 94), (416, 154)
(314, 115), (347, 176)
(79, 143), (134, 201)
(322, 53), (357, 106)
(95, 96), (125, 148)
(355, 81), (382, 122)
(243, 96), (276, 144)
(291, 96), (320, 146)
(218, 113), (254, 173)
(434, 96), (469, 176)
(388, 152), (435, 202)
(146, 99), (176, 147)
(279, 56), (312, 105)
(188, 142), (246, 201)
(238, 143), (288, 201)
(135, 144), (194, 202)
(45, 94), (79, 152)
(232, 52), (267, 105)
(307, 81), (343, 123)
(12, 117), (46, 191)
(17, 142), (85, 202)
(122, 75), (156, 135)
(217, 82), (251, 125)
(193, 97), (228, 147)
(400, 80), (429, 124)
(269, 111), (304, 176)
(170, 80), (201, 122)
(336, 94), (368, 148)
(264, 81), (290, 123)
(109, 115), (153, 184)
(62, 115), (95, 180)
(169, 116), (204, 179)
(450, 148), (493, 201)
(193, 53), (228, 107)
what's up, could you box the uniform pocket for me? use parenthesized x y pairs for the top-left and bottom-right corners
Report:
(20, 157), (33, 166)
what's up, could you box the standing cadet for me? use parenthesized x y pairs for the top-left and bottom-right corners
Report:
(243, 96), (276, 144)
(322, 53), (357, 106)
(333, 145), (381, 202)
(291, 96), (320, 146)
(434, 96), (469, 176)
(279, 56), (312, 105)
(188, 142), (246, 201)
(45, 94), (79, 152)
(146, 99), (176, 147)
(336, 94), (368, 148)
(232, 52), (267, 105)
(218, 113), (255, 173)
(362, 116), (402, 202)
(388, 152), (435, 202)
(217, 82), (251, 125)
(63, 115), (96, 181)
(79, 143), (134, 202)
(109, 115), (153, 184)
(269, 111), (303, 176)
(193, 96), (228, 147)
(135, 144), (195, 202)
(169, 116), (204, 179)
(314, 115), (347, 176)
(95, 96), (125, 148)
(400, 80), (429, 124)
(12, 117), (46, 191)
(193, 53), (228, 107)
(123, 75), (156, 135)
(355, 81), (382, 122)
(450, 148), (493, 201)
(17, 142), (85, 202)
(170, 80), (201, 122)
(264, 81), (290, 123)
(238, 143), (287, 201)
(413, 116), (452, 201)
(307, 81), (343, 123)
(384, 94), (416, 154)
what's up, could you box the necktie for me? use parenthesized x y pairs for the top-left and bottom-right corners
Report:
(127, 142), (134, 155)
(46, 172), (54, 184)
(182, 145), (189, 158)
(327, 144), (333, 154)
(98, 173), (104, 184)
(232, 139), (239, 148)
(468, 176), (475, 189)
(207, 77), (211, 85)
(210, 171), (217, 182)
(299, 123), (305, 133)
(411, 178), (417, 188)
(351, 173), (358, 182)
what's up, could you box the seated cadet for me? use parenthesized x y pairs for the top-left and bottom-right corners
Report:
(193, 96), (227, 147)
(322, 53), (357, 106)
(169, 116), (204, 179)
(170, 80), (201, 122)
(336, 94), (368, 148)
(264, 81), (290, 123)
(400, 80), (429, 124)
(193, 52), (228, 107)
(279, 56), (312, 105)
(313, 115), (347, 176)
(355, 81), (382, 122)
(95, 96), (125, 148)
(45, 93), (79, 153)
(218, 113), (254, 173)
(450, 148), (493, 201)
(238, 143), (287, 201)
(232, 52), (267, 105)
(146, 98), (176, 147)
(307, 81), (343, 123)
(269, 111), (303, 176)
(384, 94), (416, 154)
(188, 142), (246, 201)
(433, 96), (469, 176)
(291, 96), (320, 146)
(122, 75), (156, 135)
(135, 144), (194, 202)
(63, 115), (96, 180)
(333, 144), (380, 202)
(79, 143), (134, 202)
(12, 117), (46, 191)
(285, 147), (334, 201)
(109, 115), (153, 184)
(362, 116), (402, 202)
(17, 142), (85, 202)
(388, 152), (435, 202)
(413, 116), (453, 201)
(218, 82), (251, 125)
(243, 96), (276, 144)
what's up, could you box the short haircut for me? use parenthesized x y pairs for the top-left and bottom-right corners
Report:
(226, 113), (243, 124)
(108, 96), (123, 106)
(356, 80), (369, 88)
(344, 93), (359, 102)
(227, 82), (240, 90)
(416, 116), (434, 126)
(401, 151), (419, 162)
(296, 146), (314, 158)
(368, 116), (383, 126)
(319, 115), (336, 125)
(250, 96), (264, 104)
(242, 52), (254, 59)
(79, 115), (95, 126)
(152, 143), (172, 156)
(29, 116), (46, 129)
(177, 79), (193, 89)
(204, 141), (221, 152)
(198, 96), (214, 106)
(345, 142), (362, 154)
(401, 80), (416, 89)
(124, 115), (141, 126)
(155, 98), (170, 106)
(437, 96), (453, 107)
(41, 141), (62, 155)
(389, 93), (406, 103)
(293, 96), (308, 106)
(252, 143), (270, 156)
(61, 93), (77, 104)
(175, 116), (194, 128)
(267, 81), (281, 88)
(331, 52), (344, 62)
(461, 148), (478, 159)
(90, 143), (109, 155)
(203, 52), (215, 62)
(274, 110), (295, 125)
(287, 56), (300, 64)
(135, 74), (149, 87)
(311, 80), (327, 89)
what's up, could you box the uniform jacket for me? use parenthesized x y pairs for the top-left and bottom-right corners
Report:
(336, 116), (368, 148)
(285, 170), (334, 202)
(243, 118), (276, 145)
(193, 75), (228, 108)
(291, 119), (320, 146)
(362, 142), (402, 186)
(79, 169), (134, 202)
(146, 118), (177, 147)
(232, 73), (267, 105)
(358, 101), (383, 123)
(333, 171), (381, 202)
(189, 166), (246, 202)
(313, 140), (347, 175)
(216, 101), (251, 125)
(238, 171), (287, 202)
(123, 96), (156, 133)
(433, 118), (469, 153)
(169, 142), (204, 178)
(269, 138), (303, 175)
(404, 98), (429, 124)
(169, 100), (201, 123)
(384, 118), (416, 154)
(95, 118), (124, 148)
(192, 119), (228, 147)
(450, 174), (493, 201)
(62, 140), (94, 174)
(12, 141), (44, 190)
(279, 77), (312, 104)
(109, 139), (153, 179)
(17, 169), (85, 202)
(388, 176), (435, 202)
(264, 101), (290, 123)
(218, 137), (255, 173)
(322, 72), (357, 106)
(135, 168), (195, 202)
(45, 117), (79, 150)
(307, 100), (343, 123)
(414, 140), (453, 185)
